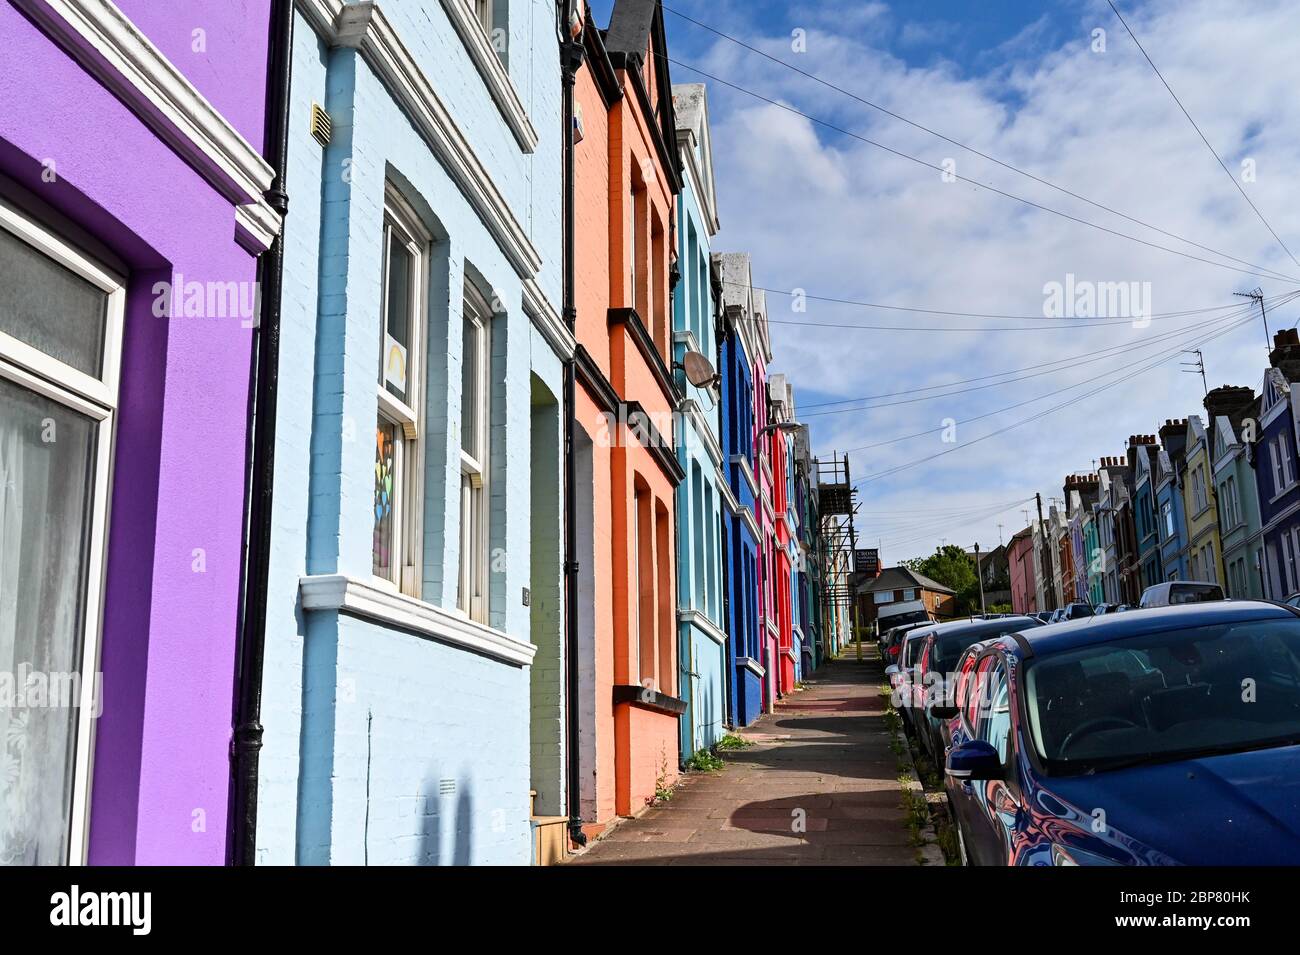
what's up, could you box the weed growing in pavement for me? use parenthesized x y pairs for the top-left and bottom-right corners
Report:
(715, 733), (751, 751)
(882, 681), (961, 865)
(650, 749), (675, 806)
(686, 748), (725, 773)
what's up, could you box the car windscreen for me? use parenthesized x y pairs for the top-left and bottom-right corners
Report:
(881, 609), (931, 630)
(1023, 617), (1300, 774)
(933, 620), (1036, 673)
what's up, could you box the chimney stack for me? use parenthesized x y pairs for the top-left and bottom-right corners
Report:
(1203, 385), (1255, 422)
(1270, 328), (1300, 368)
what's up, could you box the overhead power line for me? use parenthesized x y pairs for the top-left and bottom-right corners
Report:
(732, 282), (1272, 323)
(801, 293), (1295, 417)
(663, 3), (1298, 284)
(835, 296), (1284, 455)
(1107, 0), (1300, 270)
(854, 307), (1262, 484)
(801, 293), (1295, 409)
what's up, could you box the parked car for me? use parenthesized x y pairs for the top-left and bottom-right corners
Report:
(1030, 611), (1053, 624)
(943, 601), (1300, 865)
(914, 615), (1043, 764)
(1138, 581), (1224, 608)
(1093, 603), (1121, 615)
(1059, 602), (1095, 621)
(880, 620), (928, 666)
(887, 625), (938, 739)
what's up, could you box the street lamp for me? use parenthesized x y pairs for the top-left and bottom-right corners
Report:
(758, 421), (801, 439)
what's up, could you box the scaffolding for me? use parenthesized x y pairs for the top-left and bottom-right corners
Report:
(816, 453), (860, 659)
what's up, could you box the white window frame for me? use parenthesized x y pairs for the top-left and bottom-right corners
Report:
(470, 0), (493, 33)
(373, 188), (429, 597)
(458, 279), (492, 623)
(0, 196), (125, 865)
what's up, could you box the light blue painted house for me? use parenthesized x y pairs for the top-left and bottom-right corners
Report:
(256, 0), (572, 865)
(671, 83), (728, 759)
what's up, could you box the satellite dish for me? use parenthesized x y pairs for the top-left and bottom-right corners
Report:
(681, 350), (719, 388)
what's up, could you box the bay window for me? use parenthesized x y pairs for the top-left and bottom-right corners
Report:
(373, 191), (427, 595)
(0, 196), (123, 864)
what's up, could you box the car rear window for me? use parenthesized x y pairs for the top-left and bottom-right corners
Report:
(1168, 583), (1224, 604)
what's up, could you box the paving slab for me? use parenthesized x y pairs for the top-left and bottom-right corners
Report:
(566, 652), (921, 867)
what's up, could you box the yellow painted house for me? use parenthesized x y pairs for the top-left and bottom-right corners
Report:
(1181, 415), (1227, 584)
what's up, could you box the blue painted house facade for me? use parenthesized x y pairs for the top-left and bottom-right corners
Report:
(671, 83), (727, 758)
(1155, 419), (1190, 582)
(255, 0), (570, 865)
(1255, 333), (1300, 599)
(717, 252), (765, 728)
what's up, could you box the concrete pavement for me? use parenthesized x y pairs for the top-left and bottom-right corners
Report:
(567, 651), (924, 866)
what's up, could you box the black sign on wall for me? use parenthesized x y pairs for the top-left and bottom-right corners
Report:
(855, 548), (879, 574)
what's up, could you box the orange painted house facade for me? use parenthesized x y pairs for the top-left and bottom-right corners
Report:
(571, 0), (685, 835)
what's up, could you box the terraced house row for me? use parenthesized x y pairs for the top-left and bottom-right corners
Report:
(1009, 328), (1300, 614)
(0, 0), (839, 866)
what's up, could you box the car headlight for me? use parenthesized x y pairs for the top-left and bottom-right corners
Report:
(1050, 844), (1077, 866)
(1051, 843), (1120, 866)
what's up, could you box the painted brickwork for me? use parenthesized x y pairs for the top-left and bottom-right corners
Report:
(257, 0), (563, 866)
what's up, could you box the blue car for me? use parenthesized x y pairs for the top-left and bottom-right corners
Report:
(942, 601), (1300, 865)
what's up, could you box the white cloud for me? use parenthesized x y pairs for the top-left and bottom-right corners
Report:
(685, 0), (1300, 562)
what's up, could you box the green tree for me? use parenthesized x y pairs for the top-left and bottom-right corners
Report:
(910, 544), (980, 614)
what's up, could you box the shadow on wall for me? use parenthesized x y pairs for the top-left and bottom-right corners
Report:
(416, 775), (473, 866)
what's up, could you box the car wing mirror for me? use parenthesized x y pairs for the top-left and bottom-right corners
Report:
(946, 739), (1002, 780)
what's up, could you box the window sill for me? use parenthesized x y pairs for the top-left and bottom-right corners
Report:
(678, 609), (727, 646)
(1269, 482), (1299, 506)
(612, 685), (687, 717)
(299, 573), (536, 666)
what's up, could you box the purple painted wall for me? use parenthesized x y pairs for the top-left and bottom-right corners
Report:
(0, 0), (272, 864)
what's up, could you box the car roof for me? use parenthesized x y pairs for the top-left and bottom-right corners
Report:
(1009, 600), (1295, 656)
(905, 615), (1037, 642)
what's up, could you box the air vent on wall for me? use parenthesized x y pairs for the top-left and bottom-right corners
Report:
(310, 102), (332, 147)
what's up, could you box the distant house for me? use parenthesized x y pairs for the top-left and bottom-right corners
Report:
(1204, 385), (1264, 598)
(1008, 526), (1038, 614)
(856, 566), (957, 629)
(967, 544), (1011, 606)
(1155, 418), (1191, 582)
(1254, 331), (1300, 599)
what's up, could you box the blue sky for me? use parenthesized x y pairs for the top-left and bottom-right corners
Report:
(585, 0), (1300, 561)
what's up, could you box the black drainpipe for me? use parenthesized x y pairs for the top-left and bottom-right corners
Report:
(228, 0), (295, 866)
(559, 0), (587, 849)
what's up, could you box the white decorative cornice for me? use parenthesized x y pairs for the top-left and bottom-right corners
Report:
(716, 468), (739, 513)
(730, 453), (758, 500)
(678, 609), (726, 646)
(299, 574), (536, 666)
(737, 503), (760, 541)
(15, 0), (281, 251)
(437, 0), (537, 152)
(523, 277), (574, 359)
(306, 0), (542, 279)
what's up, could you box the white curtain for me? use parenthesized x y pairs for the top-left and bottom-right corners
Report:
(0, 378), (94, 865)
